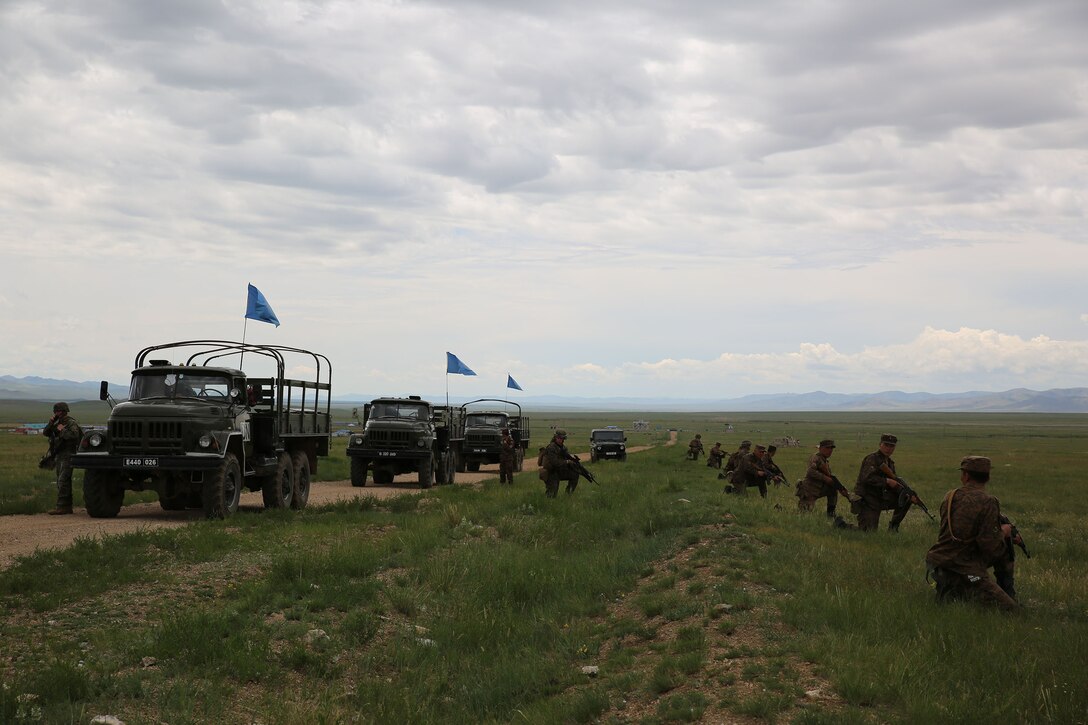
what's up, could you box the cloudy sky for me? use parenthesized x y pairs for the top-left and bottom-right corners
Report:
(2, 0), (1086, 400)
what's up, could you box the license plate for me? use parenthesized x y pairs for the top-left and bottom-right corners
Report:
(472, 448), (488, 454)
(377, 451), (398, 458)
(123, 457), (159, 468)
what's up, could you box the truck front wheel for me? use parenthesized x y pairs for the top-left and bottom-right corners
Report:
(419, 456), (434, 489)
(262, 453), (294, 509)
(350, 457), (368, 487)
(83, 470), (124, 518)
(204, 453), (242, 519)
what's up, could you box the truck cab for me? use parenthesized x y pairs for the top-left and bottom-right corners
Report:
(72, 341), (332, 519)
(450, 399), (530, 473)
(346, 396), (459, 488)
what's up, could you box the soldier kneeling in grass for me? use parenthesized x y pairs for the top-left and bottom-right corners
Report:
(925, 456), (1019, 611)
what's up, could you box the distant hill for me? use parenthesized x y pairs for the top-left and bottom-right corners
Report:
(0, 375), (119, 403)
(336, 388), (1088, 413)
(3, 375), (1087, 412)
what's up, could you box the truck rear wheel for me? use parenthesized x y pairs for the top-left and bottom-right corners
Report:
(262, 453), (294, 509)
(515, 449), (524, 472)
(419, 457), (434, 489)
(83, 470), (124, 518)
(204, 453), (242, 519)
(291, 452), (310, 509)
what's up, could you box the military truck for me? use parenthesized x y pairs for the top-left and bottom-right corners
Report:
(589, 427), (627, 462)
(72, 340), (332, 519)
(346, 396), (459, 488)
(450, 399), (530, 472)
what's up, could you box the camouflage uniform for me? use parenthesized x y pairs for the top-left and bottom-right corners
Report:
(498, 430), (516, 484)
(719, 441), (751, 483)
(730, 448), (768, 498)
(687, 436), (704, 460)
(541, 432), (578, 498)
(853, 435), (911, 531)
(43, 403), (83, 513)
(925, 457), (1018, 611)
(706, 443), (725, 469)
(763, 448), (786, 485)
(797, 448), (839, 516)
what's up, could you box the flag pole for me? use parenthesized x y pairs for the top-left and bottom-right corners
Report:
(240, 318), (249, 368)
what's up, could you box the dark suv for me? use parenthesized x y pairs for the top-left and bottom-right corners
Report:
(589, 427), (627, 462)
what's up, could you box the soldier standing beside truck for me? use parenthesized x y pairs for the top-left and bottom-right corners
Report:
(499, 428), (516, 484)
(42, 402), (83, 515)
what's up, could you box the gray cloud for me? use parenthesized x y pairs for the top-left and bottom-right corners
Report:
(1, 0), (1086, 397)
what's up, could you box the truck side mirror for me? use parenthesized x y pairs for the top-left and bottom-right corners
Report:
(99, 381), (109, 401)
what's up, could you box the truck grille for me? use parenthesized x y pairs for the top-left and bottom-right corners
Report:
(110, 420), (185, 454)
(367, 430), (411, 449)
(466, 433), (499, 445)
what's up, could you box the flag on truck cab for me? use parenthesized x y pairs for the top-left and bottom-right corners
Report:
(446, 352), (476, 376)
(507, 374), (523, 391)
(245, 284), (280, 327)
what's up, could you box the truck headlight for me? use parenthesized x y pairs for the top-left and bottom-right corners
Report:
(89, 432), (103, 448)
(199, 434), (213, 448)
(353, 436), (364, 446)
(417, 439), (428, 448)
(619, 444), (625, 450)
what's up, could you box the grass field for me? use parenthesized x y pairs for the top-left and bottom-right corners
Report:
(1, 410), (1086, 723)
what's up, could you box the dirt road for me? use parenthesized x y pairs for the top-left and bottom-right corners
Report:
(0, 471), (495, 569)
(1, 438), (668, 569)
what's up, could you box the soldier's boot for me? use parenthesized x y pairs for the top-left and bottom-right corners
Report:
(832, 515), (854, 530)
(888, 507), (909, 532)
(825, 506), (837, 518)
(48, 504), (74, 515)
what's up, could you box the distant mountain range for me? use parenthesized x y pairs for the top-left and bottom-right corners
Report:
(3, 375), (1087, 413)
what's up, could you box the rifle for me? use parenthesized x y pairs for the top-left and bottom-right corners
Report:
(814, 458), (852, 500)
(1000, 515), (1030, 559)
(879, 464), (935, 521)
(565, 453), (598, 485)
(764, 460), (787, 485)
(38, 433), (59, 470)
(828, 474), (854, 501)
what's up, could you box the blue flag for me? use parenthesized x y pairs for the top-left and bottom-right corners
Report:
(507, 374), (523, 391)
(245, 284), (280, 327)
(446, 352), (476, 376)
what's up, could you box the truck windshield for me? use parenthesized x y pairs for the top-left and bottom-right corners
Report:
(593, 430), (625, 441)
(370, 402), (428, 420)
(130, 372), (233, 401)
(466, 414), (507, 427)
